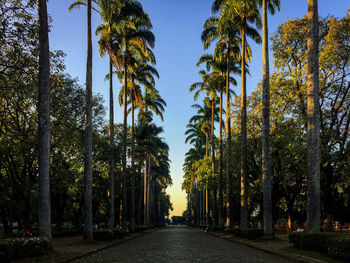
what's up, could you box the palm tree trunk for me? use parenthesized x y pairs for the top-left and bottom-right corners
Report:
(38, 0), (51, 239)
(122, 54), (128, 228)
(218, 88), (224, 230)
(144, 159), (147, 226)
(306, 0), (320, 233)
(131, 100), (135, 232)
(83, 0), (93, 240)
(107, 57), (115, 229)
(226, 47), (232, 228)
(240, 26), (248, 229)
(262, 0), (272, 236)
(147, 157), (151, 226)
(199, 187), (203, 225)
(205, 187), (209, 226)
(211, 100), (216, 226)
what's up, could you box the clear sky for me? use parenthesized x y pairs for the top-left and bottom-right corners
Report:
(47, 0), (349, 218)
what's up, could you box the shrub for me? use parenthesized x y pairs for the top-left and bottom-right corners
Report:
(210, 225), (219, 231)
(0, 237), (51, 262)
(135, 226), (147, 232)
(93, 229), (124, 241)
(240, 229), (264, 240)
(288, 232), (341, 251)
(93, 229), (114, 241)
(231, 228), (263, 239)
(327, 236), (350, 261)
(231, 228), (241, 237)
(52, 228), (83, 238)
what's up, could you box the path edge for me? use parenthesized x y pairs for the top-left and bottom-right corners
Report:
(207, 231), (326, 263)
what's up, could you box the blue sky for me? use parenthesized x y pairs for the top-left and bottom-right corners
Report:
(48, 0), (349, 217)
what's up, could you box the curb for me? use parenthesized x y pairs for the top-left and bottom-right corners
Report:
(208, 232), (325, 263)
(52, 229), (158, 263)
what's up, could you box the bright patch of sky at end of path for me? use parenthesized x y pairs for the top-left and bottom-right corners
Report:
(47, 0), (349, 218)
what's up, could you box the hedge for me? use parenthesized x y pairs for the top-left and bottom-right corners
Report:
(288, 232), (350, 261)
(135, 226), (148, 233)
(231, 228), (263, 240)
(93, 229), (124, 241)
(0, 237), (51, 262)
(52, 228), (83, 238)
(288, 232), (340, 251)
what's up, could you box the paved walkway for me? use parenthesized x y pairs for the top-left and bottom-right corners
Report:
(72, 226), (293, 263)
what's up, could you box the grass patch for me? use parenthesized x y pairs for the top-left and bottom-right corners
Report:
(281, 246), (343, 263)
(14, 250), (75, 263)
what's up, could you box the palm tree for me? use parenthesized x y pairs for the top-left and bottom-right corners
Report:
(69, 0), (98, 240)
(259, 0), (280, 236)
(214, 0), (261, 228)
(38, 0), (51, 239)
(202, 11), (242, 228)
(306, 0), (320, 233)
(189, 102), (220, 225)
(119, 61), (159, 231)
(121, 15), (155, 226)
(96, 0), (145, 229)
(196, 52), (238, 229)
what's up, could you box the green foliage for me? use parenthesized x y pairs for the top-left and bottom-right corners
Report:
(0, 237), (51, 262)
(93, 228), (124, 241)
(289, 232), (350, 261)
(327, 237), (350, 261)
(134, 226), (148, 232)
(51, 228), (83, 238)
(232, 228), (264, 240)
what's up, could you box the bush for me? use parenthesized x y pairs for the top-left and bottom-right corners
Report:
(288, 232), (340, 251)
(210, 225), (219, 231)
(240, 229), (264, 240)
(0, 237), (51, 262)
(327, 236), (350, 261)
(93, 229), (124, 241)
(93, 229), (114, 241)
(135, 226), (147, 232)
(231, 228), (263, 239)
(231, 228), (241, 237)
(52, 228), (83, 238)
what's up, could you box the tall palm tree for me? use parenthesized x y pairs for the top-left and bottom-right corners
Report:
(119, 61), (159, 231)
(202, 11), (242, 227)
(190, 102), (220, 225)
(196, 53), (237, 229)
(306, 0), (320, 233)
(96, 0), (145, 229)
(214, 0), (261, 228)
(121, 15), (155, 226)
(69, 0), (96, 240)
(38, 0), (51, 239)
(259, 0), (280, 236)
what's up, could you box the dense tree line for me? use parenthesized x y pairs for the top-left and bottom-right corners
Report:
(0, 0), (172, 240)
(182, 0), (349, 234)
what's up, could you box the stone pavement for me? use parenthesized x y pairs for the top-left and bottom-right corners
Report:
(71, 226), (294, 263)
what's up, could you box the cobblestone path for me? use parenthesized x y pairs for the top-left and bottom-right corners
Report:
(73, 226), (293, 263)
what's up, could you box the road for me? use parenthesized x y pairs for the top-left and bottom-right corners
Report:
(73, 226), (293, 263)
